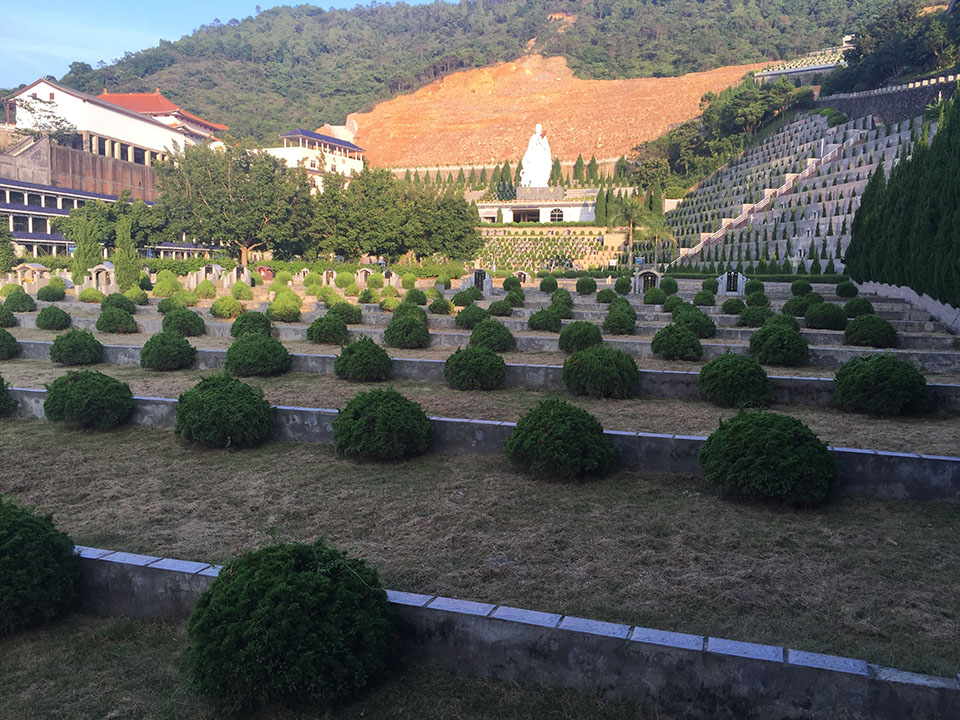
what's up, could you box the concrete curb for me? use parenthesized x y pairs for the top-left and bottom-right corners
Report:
(9, 389), (960, 500)
(12, 340), (960, 411)
(72, 544), (960, 719)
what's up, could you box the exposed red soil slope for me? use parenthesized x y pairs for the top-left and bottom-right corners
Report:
(347, 55), (769, 168)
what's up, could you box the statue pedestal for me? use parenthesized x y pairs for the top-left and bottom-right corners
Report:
(516, 186), (565, 202)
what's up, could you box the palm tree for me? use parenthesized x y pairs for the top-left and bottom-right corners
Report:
(642, 213), (678, 268)
(607, 196), (648, 269)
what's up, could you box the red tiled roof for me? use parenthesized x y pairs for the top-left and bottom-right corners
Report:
(97, 89), (228, 131)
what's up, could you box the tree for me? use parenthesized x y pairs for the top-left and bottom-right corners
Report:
(112, 216), (139, 291)
(13, 96), (77, 145)
(68, 214), (109, 284)
(573, 154), (585, 182)
(608, 197), (648, 269)
(594, 187), (607, 227)
(154, 142), (313, 266)
(586, 156), (599, 182)
(0, 226), (16, 274)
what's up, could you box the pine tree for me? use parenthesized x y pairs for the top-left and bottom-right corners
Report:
(587, 156), (599, 182)
(594, 188), (607, 227)
(113, 216), (139, 291)
(0, 226), (16, 274)
(501, 161), (511, 186)
(404, 169), (412, 182)
(70, 216), (104, 285)
(413, 170), (421, 184)
(479, 168), (487, 185)
(573, 153), (584, 182)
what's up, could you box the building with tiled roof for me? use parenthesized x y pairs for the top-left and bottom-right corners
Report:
(96, 88), (228, 143)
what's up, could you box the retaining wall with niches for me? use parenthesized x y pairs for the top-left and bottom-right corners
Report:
(8, 389), (959, 500)
(70, 544), (960, 720)
(14, 339), (960, 410)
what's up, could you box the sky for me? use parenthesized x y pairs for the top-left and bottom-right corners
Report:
(1, 0), (433, 90)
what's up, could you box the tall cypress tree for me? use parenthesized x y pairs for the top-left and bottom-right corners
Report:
(113, 215), (139, 291)
(594, 188), (607, 227)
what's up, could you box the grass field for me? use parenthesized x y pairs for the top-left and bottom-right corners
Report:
(2, 358), (959, 455)
(0, 616), (661, 720)
(2, 420), (958, 678)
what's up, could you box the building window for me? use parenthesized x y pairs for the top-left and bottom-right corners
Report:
(61, 198), (75, 210)
(27, 193), (41, 207)
(49, 93), (55, 100)
(9, 191), (24, 205)
(13, 215), (28, 232)
(550, 208), (564, 222)
(44, 196), (57, 209)
(76, 200), (85, 208)
(32, 217), (47, 234)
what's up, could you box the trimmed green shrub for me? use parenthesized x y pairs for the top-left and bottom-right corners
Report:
(403, 288), (427, 305)
(0, 373), (15, 416)
(171, 289), (199, 308)
(274, 270), (293, 285)
(230, 311), (272, 338)
(551, 288), (572, 309)
(614, 276), (631, 295)
(488, 300), (513, 316)
(35, 306), (71, 331)
(185, 539), (394, 715)
(596, 288), (616, 303)
(551, 301), (574, 319)
(335, 338), (391, 382)
(721, 297), (745, 314)
(702, 278), (719, 293)
(267, 295), (301, 322)
(152, 271), (182, 297)
(504, 397), (617, 478)
(745, 292), (770, 308)
(194, 279), (217, 299)
(307, 315), (349, 345)
(539, 276), (558, 293)
(379, 297), (401, 313)
(699, 411), (837, 506)
(101, 292), (136, 315)
(44, 370), (133, 429)
(95, 307), (137, 333)
(444, 346), (506, 390)
(0, 498), (81, 637)
(333, 272), (351, 289)
(562, 345), (638, 398)
(763, 314), (801, 332)
(0, 284), (22, 298)
(749, 325), (809, 366)
(49, 329), (102, 365)
(0, 305), (14, 328)
(651, 324), (702, 360)
(662, 295), (684, 313)
(693, 290), (715, 306)
(357, 288), (379, 304)
(737, 306), (775, 327)
(469, 318), (515, 352)
(429, 298), (452, 315)
(210, 296), (244, 319)
(659, 276), (678, 295)
(505, 290), (525, 307)
(393, 302), (427, 324)
(528, 308), (561, 332)
(603, 303), (637, 335)
(502, 276), (522, 293)
(140, 332), (197, 370)
(231, 282), (254, 300)
(844, 297), (874, 318)
(791, 279), (812, 296)
(559, 321), (603, 352)
(366, 272), (384, 289)
(699, 353), (772, 408)
(4, 292), (36, 312)
(138, 274), (153, 291)
(424, 287), (441, 301)
(381, 286), (399, 298)
(162, 308), (205, 336)
(805, 302), (847, 330)
(157, 296), (182, 314)
(781, 294), (820, 316)
(834, 354), (927, 416)
(401, 273), (417, 290)
(78, 288), (104, 303)
(575, 276), (597, 295)
(175, 373), (274, 448)
(0, 328), (20, 360)
(455, 304), (489, 330)
(845, 314), (897, 348)
(384, 315), (430, 349)
(334, 388), (431, 460)
(37, 285), (65, 302)
(744, 279), (764, 295)
(225, 333), (292, 377)
(836, 281), (859, 298)
(672, 304), (715, 338)
(451, 290), (475, 307)
(644, 287), (667, 304)
(327, 302), (363, 325)
(123, 286), (148, 305)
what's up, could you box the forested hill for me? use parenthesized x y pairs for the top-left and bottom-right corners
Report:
(57, 0), (892, 142)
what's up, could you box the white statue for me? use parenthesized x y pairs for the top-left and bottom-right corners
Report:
(520, 123), (551, 188)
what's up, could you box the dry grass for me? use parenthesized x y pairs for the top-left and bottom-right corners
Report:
(2, 357), (959, 455)
(1, 420), (958, 678)
(0, 616), (659, 720)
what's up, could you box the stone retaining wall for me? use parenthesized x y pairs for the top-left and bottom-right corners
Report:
(71, 544), (960, 720)
(9, 389), (959, 501)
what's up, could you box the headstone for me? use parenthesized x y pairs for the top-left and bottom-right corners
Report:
(257, 266), (275, 282)
(720, 271), (747, 295)
(632, 270), (661, 295)
(322, 269), (337, 286)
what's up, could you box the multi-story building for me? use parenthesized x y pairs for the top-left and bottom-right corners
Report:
(264, 129), (365, 192)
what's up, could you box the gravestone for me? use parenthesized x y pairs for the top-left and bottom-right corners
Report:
(322, 269), (337, 286)
(355, 267), (374, 288)
(257, 266), (275, 282)
(632, 270), (661, 295)
(719, 271), (747, 295)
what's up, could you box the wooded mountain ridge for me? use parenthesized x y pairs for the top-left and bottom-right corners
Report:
(41, 0), (897, 143)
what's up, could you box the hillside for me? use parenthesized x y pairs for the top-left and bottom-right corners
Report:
(347, 55), (768, 167)
(53, 1), (886, 142)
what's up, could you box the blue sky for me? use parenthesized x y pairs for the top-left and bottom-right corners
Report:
(2, 1), (432, 89)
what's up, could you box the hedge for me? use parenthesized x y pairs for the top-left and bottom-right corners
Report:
(175, 373), (274, 448)
(443, 346), (506, 391)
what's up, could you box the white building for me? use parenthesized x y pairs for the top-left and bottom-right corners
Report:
(2, 78), (223, 166)
(476, 187), (597, 224)
(264, 129), (365, 192)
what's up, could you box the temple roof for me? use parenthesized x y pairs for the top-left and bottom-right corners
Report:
(97, 89), (229, 131)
